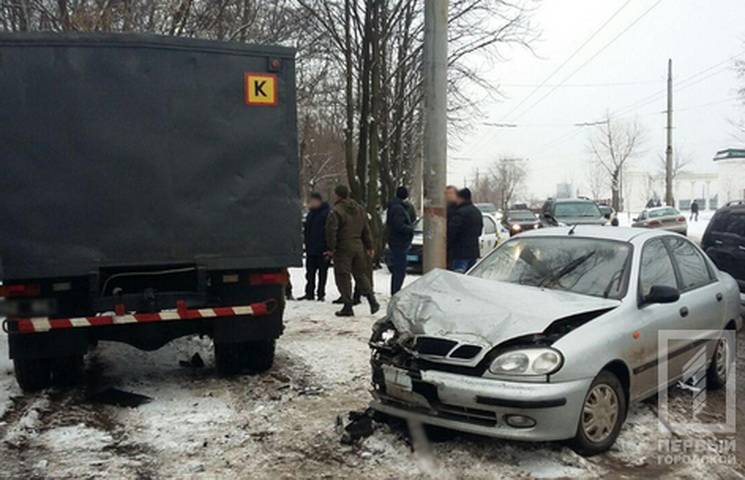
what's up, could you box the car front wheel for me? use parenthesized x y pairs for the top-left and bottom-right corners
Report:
(570, 370), (627, 456)
(707, 336), (730, 390)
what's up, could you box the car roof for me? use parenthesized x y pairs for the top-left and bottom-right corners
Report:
(552, 198), (595, 203)
(645, 206), (677, 212)
(518, 225), (669, 242)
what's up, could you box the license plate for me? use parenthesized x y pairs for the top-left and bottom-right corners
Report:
(383, 365), (413, 392)
(406, 255), (419, 262)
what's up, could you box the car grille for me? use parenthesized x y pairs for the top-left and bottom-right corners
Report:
(415, 336), (483, 361)
(379, 394), (498, 427)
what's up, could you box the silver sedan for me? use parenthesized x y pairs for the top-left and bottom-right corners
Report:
(632, 206), (688, 235)
(369, 226), (742, 456)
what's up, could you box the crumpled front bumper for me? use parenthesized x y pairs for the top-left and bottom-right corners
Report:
(370, 368), (592, 441)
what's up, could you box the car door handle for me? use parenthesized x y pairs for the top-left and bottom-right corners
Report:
(679, 307), (689, 318)
(716, 293), (723, 302)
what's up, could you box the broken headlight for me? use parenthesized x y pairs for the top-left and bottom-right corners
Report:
(489, 348), (563, 376)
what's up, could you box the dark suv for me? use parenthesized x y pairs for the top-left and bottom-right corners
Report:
(702, 200), (745, 294)
(540, 198), (607, 227)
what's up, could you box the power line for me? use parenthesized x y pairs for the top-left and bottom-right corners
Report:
(498, 79), (660, 88)
(499, 0), (634, 122)
(510, 0), (666, 123)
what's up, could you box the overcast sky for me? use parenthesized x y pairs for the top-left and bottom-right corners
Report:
(447, 0), (745, 198)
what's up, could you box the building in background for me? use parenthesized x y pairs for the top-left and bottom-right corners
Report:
(714, 148), (745, 204)
(624, 170), (719, 213)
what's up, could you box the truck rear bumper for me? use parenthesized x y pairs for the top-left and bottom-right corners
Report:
(4, 300), (275, 334)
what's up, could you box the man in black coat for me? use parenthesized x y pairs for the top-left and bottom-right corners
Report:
(386, 186), (415, 295)
(447, 188), (483, 273)
(298, 192), (331, 301)
(690, 200), (699, 221)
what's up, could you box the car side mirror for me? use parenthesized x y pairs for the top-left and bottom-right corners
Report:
(632, 217), (638, 222)
(643, 285), (680, 304)
(603, 213), (611, 219)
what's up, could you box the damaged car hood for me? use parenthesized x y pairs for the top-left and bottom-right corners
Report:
(388, 269), (619, 348)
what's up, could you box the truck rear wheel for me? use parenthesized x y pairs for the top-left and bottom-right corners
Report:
(14, 358), (51, 392)
(51, 355), (84, 387)
(214, 340), (276, 375)
(244, 340), (275, 374)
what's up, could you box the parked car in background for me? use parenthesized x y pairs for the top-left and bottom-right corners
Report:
(370, 227), (741, 456)
(598, 205), (619, 226)
(385, 214), (501, 273)
(502, 209), (542, 236)
(702, 200), (745, 298)
(632, 207), (687, 235)
(541, 198), (607, 227)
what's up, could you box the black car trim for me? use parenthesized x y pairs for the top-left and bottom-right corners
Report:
(632, 338), (710, 375)
(475, 396), (567, 409)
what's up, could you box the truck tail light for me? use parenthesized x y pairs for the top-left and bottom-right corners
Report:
(249, 272), (289, 286)
(0, 283), (41, 298)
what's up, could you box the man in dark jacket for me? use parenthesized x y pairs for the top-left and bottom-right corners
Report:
(445, 185), (459, 265)
(386, 187), (415, 295)
(447, 188), (483, 273)
(298, 192), (331, 301)
(325, 185), (380, 317)
(690, 200), (699, 221)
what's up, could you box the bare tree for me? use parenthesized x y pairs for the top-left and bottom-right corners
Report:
(470, 157), (527, 211)
(585, 159), (608, 201)
(588, 114), (645, 211)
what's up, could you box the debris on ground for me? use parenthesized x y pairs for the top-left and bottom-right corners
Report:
(89, 387), (152, 408)
(339, 408), (377, 445)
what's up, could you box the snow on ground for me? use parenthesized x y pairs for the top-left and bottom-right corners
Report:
(0, 266), (742, 479)
(0, 327), (18, 420)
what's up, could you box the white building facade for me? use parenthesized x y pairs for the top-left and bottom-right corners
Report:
(714, 148), (745, 204)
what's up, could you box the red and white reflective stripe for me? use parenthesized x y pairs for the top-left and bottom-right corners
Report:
(14, 302), (270, 334)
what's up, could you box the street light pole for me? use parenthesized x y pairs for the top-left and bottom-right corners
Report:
(422, 0), (448, 273)
(665, 58), (674, 207)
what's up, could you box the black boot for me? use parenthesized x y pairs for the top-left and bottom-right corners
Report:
(367, 294), (380, 315)
(332, 296), (345, 304)
(335, 304), (354, 317)
(296, 294), (314, 301)
(352, 293), (362, 306)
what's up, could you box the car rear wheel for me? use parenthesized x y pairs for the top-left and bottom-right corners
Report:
(707, 337), (730, 390)
(570, 370), (627, 456)
(14, 357), (51, 392)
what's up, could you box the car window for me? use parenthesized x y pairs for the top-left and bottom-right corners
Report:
(483, 217), (497, 235)
(709, 211), (731, 234)
(665, 237), (713, 290)
(469, 237), (631, 299)
(648, 208), (678, 218)
(639, 239), (677, 298)
(553, 202), (602, 218)
(726, 213), (745, 237)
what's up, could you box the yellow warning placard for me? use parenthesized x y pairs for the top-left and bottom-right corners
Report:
(245, 73), (277, 106)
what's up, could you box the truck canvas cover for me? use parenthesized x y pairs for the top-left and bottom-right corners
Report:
(0, 33), (301, 279)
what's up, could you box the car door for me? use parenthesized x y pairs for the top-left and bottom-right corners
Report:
(663, 235), (723, 373)
(633, 238), (688, 397)
(480, 216), (498, 255)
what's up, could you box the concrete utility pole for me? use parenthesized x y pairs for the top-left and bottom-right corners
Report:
(665, 58), (674, 207)
(422, 0), (448, 273)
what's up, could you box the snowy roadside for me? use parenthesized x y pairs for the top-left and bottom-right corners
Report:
(0, 267), (741, 479)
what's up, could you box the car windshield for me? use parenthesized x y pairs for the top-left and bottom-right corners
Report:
(648, 207), (678, 218)
(553, 202), (602, 218)
(469, 237), (631, 299)
(476, 203), (497, 214)
(507, 210), (536, 221)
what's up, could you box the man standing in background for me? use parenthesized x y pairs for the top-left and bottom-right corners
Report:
(690, 199), (700, 221)
(325, 185), (380, 317)
(386, 187), (415, 295)
(447, 188), (483, 273)
(298, 192), (331, 301)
